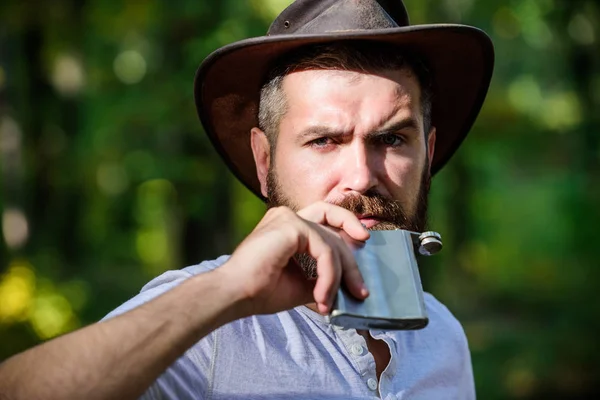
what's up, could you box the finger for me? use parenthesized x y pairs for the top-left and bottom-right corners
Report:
(335, 233), (369, 300)
(305, 223), (368, 311)
(297, 202), (370, 242)
(295, 221), (343, 313)
(318, 228), (368, 303)
(311, 240), (341, 314)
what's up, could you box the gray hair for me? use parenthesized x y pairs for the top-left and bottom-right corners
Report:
(258, 41), (433, 149)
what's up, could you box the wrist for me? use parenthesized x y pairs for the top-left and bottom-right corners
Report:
(211, 258), (263, 320)
(191, 263), (249, 324)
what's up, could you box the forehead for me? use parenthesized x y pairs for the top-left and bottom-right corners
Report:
(280, 68), (423, 128)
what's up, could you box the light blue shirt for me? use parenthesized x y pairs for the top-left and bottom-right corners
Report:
(104, 255), (475, 399)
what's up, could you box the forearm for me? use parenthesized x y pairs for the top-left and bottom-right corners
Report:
(0, 268), (243, 400)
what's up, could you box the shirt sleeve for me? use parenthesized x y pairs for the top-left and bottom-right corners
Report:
(102, 269), (194, 321)
(100, 257), (229, 400)
(102, 255), (229, 320)
(420, 292), (477, 400)
(139, 336), (216, 400)
(451, 315), (476, 399)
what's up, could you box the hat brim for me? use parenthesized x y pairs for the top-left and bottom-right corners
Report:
(194, 24), (494, 200)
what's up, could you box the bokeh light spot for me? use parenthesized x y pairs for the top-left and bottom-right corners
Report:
(523, 22), (552, 49)
(97, 162), (129, 196)
(136, 228), (168, 264)
(251, 0), (293, 20)
(541, 92), (582, 130)
(442, 0), (474, 22)
(51, 54), (85, 97)
(508, 76), (581, 130)
(568, 14), (595, 45)
(2, 208), (30, 249)
(515, 2), (552, 49)
(0, 116), (22, 157)
(135, 179), (176, 225)
(30, 288), (76, 339)
(508, 75), (542, 116)
(114, 50), (147, 84)
(60, 280), (90, 312)
(0, 260), (36, 323)
(505, 366), (537, 398)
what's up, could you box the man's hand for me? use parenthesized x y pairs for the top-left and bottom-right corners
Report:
(221, 201), (370, 317)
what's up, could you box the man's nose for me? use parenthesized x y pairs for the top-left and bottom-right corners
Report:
(339, 143), (379, 195)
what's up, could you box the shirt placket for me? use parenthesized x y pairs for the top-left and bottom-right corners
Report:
(370, 330), (398, 400)
(334, 326), (380, 397)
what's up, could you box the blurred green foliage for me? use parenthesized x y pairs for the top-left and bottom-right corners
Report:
(0, 0), (599, 398)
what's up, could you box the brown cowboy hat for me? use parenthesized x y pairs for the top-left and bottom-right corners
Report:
(193, 0), (494, 200)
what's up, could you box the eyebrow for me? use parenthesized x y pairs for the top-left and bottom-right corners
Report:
(365, 117), (420, 140)
(296, 117), (420, 143)
(297, 126), (350, 142)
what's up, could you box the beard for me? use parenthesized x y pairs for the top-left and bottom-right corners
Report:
(266, 164), (431, 278)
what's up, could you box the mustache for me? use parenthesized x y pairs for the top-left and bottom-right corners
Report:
(332, 191), (411, 228)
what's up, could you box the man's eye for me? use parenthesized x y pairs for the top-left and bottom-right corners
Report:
(310, 137), (332, 147)
(380, 134), (404, 146)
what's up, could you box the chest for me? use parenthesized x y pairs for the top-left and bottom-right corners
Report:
(213, 334), (395, 399)
(207, 324), (416, 399)
(192, 312), (471, 400)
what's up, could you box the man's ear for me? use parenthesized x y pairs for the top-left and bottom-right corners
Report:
(250, 127), (271, 198)
(427, 127), (436, 175)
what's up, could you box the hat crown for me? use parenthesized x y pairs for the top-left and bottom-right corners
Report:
(268, 0), (410, 36)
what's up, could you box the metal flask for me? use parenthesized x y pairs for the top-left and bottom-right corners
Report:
(328, 230), (442, 330)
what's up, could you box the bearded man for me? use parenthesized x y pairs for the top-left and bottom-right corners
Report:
(0, 1), (494, 399)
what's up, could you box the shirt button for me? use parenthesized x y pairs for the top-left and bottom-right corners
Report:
(351, 344), (364, 356)
(367, 378), (378, 391)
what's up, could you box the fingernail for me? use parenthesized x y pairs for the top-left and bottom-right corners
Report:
(360, 284), (369, 298)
